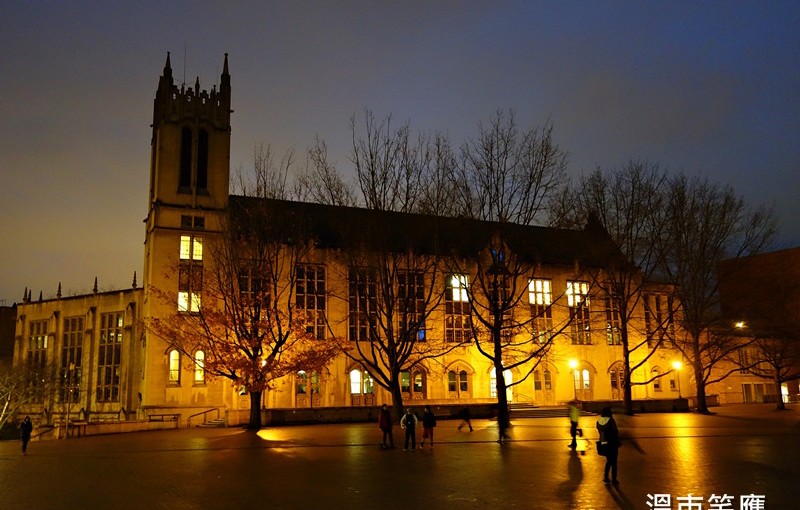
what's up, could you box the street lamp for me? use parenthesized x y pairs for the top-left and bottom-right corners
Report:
(671, 360), (683, 398)
(569, 359), (579, 400)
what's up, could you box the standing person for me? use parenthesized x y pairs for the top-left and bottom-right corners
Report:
(457, 406), (473, 432)
(596, 407), (622, 484)
(568, 400), (582, 449)
(378, 404), (394, 449)
(400, 408), (418, 450)
(20, 416), (33, 456)
(420, 405), (437, 449)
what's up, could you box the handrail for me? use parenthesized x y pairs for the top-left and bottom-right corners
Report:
(187, 408), (220, 427)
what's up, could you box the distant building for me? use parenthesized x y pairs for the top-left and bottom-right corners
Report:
(0, 303), (16, 361)
(11, 55), (691, 427)
(714, 247), (800, 403)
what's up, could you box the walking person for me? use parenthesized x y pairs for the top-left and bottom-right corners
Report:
(596, 407), (622, 484)
(457, 406), (473, 432)
(420, 405), (437, 449)
(568, 400), (582, 449)
(401, 408), (418, 450)
(378, 404), (394, 449)
(20, 416), (33, 455)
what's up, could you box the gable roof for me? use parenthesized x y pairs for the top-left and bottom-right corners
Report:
(229, 196), (623, 268)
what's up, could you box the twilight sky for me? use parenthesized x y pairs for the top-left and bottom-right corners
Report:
(1, 1), (799, 305)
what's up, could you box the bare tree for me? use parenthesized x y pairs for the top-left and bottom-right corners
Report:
(451, 111), (569, 440)
(662, 175), (776, 413)
(147, 152), (342, 430)
(0, 360), (55, 430)
(295, 136), (358, 207)
(555, 162), (672, 414)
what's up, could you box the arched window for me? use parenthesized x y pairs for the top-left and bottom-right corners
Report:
(448, 368), (470, 398)
(349, 369), (373, 395)
(193, 350), (205, 383)
(490, 368), (513, 401)
(168, 350), (180, 383)
(652, 367), (662, 392)
(179, 127), (192, 189)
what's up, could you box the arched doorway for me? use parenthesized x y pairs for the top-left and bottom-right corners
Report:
(572, 366), (593, 401)
(490, 367), (514, 403)
(609, 362), (625, 400)
(534, 367), (556, 405)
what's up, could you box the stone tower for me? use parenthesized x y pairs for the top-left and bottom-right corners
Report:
(140, 54), (232, 407)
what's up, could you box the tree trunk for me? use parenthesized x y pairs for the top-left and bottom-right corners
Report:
(693, 358), (709, 414)
(621, 327), (634, 415)
(248, 391), (263, 429)
(390, 377), (405, 423)
(775, 377), (785, 410)
(493, 326), (510, 442)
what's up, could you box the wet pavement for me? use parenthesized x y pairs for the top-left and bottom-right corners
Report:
(1, 404), (798, 509)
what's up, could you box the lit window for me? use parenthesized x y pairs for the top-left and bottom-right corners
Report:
(169, 350), (180, 383)
(194, 351), (205, 383)
(178, 235), (203, 312)
(445, 275), (471, 343)
(652, 368), (662, 391)
(97, 313), (123, 402)
(450, 275), (469, 302)
(529, 279), (553, 343)
(349, 369), (373, 395)
(448, 368), (470, 396)
(567, 281), (591, 345)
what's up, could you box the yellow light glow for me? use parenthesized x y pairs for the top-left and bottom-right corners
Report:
(735, 321), (745, 329)
(672, 360), (682, 371)
(568, 359), (578, 369)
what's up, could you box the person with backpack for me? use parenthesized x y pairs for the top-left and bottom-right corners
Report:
(420, 405), (437, 449)
(400, 408), (418, 450)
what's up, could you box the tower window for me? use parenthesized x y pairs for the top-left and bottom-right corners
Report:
(197, 129), (209, 191)
(179, 127), (192, 190)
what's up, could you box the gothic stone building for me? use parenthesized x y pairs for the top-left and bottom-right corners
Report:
(12, 55), (691, 427)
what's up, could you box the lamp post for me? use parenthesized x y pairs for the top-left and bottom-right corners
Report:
(569, 359), (579, 400)
(65, 362), (75, 439)
(671, 360), (682, 398)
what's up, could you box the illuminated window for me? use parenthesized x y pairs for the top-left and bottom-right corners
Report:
(26, 320), (49, 402)
(97, 312), (123, 402)
(60, 317), (83, 403)
(445, 275), (471, 343)
(168, 350), (180, 383)
(490, 368), (513, 399)
(529, 279), (553, 343)
(194, 351), (205, 383)
(297, 264), (327, 339)
(349, 369), (374, 395)
(567, 281), (591, 344)
(178, 235), (203, 313)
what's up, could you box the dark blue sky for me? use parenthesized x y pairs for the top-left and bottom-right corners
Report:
(1, 1), (798, 303)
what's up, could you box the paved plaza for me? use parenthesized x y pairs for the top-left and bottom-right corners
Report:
(1, 404), (799, 510)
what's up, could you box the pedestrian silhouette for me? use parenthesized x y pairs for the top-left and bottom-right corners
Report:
(457, 406), (473, 432)
(568, 400), (582, 449)
(20, 415), (33, 455)
(401, 408), (418, 450)
(378, 404), (394, 449)
(420, 405), (437, 449)
(596, 407), (622, 485)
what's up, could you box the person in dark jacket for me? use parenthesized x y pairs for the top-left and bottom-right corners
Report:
(20, 416), (33, 455)
(378, 404), (394, 449)
(596, 407), (622, 484)
(457, 406), (473, 432)
(400, 408), (418, 450)
(420, 405), (437, 449)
